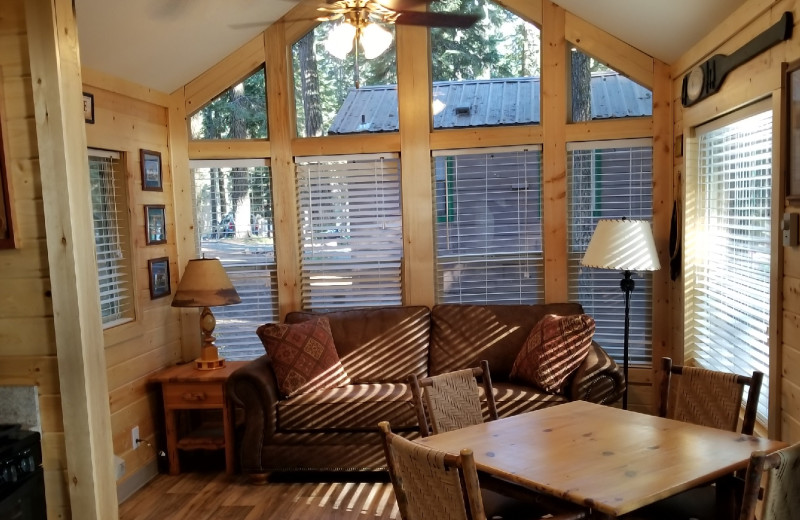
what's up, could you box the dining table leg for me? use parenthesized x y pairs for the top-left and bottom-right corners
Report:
(715, 474), (745, 520)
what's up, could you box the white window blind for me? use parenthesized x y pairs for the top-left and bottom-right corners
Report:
(433, 146), (544, 303)
(296, 154), (403, 311)
(567, 139), (654, 365)
(191, 160), (278, 360)
(686, 102), (772, 424)
(88, 150), (134, 327)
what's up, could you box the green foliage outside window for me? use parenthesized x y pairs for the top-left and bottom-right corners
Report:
(430, 0), (540, 81)
(190, 68), (268, 140)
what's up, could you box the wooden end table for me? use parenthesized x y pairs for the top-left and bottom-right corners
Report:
(149, 361), (247, 475)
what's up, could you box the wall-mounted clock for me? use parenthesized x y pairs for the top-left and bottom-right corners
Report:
(682, 12), (793, 108)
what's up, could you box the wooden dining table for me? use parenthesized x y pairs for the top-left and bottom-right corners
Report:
(416, 400), (787, 518)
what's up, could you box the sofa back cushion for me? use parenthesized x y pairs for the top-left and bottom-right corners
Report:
(286, 306), (430, 383)
(430, 303), (586, 379)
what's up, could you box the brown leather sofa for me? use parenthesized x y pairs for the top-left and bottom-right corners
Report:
(227, 303), (625, 481)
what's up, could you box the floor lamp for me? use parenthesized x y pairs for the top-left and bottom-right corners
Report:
(581, 219), (660, 409)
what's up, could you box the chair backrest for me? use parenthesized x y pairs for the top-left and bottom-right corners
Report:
(658, 357), (763, 434)
(409, 359), (498, 436)
(739, 442), (800, 520)
(378, 421), (486, 520)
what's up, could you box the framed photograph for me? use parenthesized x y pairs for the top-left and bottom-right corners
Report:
(148, 257), (171, 299)
(82, 92), (94, 124)
(785, 60), (800, 206)
(140, 149), (162, 191)
(145, 204), (167, 245)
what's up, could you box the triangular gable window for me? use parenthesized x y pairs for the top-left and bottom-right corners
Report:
(429, 0), (541, 130)
(569, 47), (652, 123)
(293, 23), (398, 138)
(189, 67), (268, 140)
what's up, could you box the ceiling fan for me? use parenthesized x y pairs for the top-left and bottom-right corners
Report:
(310, 0), (481, 59)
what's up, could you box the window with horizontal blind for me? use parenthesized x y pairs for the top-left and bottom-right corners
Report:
(433, 146), (543, 304)
(296, 154), (402, 311)
(685, 101), (772, 424)
(567, 139), (654, 365)
(191, 160), (278, 360)
(88, 150), (135, 327)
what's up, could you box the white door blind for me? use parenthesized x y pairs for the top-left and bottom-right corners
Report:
(191, 161), (278, 360)
(433, 146), (544, 303)
(567, 139), (654, 365)
(296, 154), (403, 311)
(687, 104), (772, 424)
(88, 151), (134, 327)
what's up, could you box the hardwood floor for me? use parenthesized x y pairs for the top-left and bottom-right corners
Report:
(119, 471), (400, 520)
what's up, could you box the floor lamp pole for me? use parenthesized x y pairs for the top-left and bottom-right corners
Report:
(620, 270), (635, 410)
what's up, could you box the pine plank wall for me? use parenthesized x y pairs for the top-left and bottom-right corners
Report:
(0, 0), (798, 518)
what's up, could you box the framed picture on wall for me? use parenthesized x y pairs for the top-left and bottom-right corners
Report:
(140, 149), (162, 191)
(785, 60), (800, 206)
(148, 257), (171, 299)
(145, 204), (167, 245)
(82, 92), (94, 124)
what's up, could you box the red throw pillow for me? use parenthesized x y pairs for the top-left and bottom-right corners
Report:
(257, 316), (351, 398)
(510, 314), (595, 394)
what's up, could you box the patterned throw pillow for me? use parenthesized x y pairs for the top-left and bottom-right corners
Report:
(257, 317), (351, 398)
(509, 314), (595, 394)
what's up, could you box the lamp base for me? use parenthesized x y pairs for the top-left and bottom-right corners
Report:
(195, 357), (225, 370)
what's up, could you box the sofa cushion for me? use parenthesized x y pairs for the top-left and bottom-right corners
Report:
(286, 306), (430, 383)
(430, 303), (586, 379)
(509, 314), (595, 393)
(257, 317), (351, 398)
(276, 383), (418, 431)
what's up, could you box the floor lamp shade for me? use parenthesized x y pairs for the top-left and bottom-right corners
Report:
(581, 219), (660, 409)
(172, 258), (241, 370)
(582, 219), (660, 272)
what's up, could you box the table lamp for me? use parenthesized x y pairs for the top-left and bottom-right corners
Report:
(581, 218), (660, 409)
(172, 258), (241, 370)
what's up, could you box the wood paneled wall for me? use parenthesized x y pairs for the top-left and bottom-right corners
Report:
(672, 0), (800, 441)
(0, 1), (69, 518)
(0, 1), (178, 516)
(81, 73), (182, 491)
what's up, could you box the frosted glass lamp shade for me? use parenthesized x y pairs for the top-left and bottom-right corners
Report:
(361, 23), (392, 59)
(325, 22), (356, 59)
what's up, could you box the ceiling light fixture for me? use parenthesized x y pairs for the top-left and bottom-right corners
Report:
(323, 14), (393, 60)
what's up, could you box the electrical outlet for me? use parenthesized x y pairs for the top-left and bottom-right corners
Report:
(114, 455), (125, 479)
(131, 425), (139, 449)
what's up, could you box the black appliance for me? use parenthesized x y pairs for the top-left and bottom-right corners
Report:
(0, 424), (46, 520)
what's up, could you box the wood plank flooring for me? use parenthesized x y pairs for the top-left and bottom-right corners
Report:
(119, 471), (400, 520)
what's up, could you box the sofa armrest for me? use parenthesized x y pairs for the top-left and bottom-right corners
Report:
(566, 342), (625, 405)
(226, 354), (281, 473)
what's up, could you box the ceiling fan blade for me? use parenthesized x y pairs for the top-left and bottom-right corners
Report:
(376, 0), (432, 11)
(393, 10), (479, 28)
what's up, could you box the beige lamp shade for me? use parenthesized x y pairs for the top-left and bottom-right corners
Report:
(172, 258), (241, 308)
(582, 219), (661, 272)
(172, 258), (240, 370)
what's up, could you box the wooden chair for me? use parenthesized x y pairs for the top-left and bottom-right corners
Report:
(659, 357), (763, 434)
(739, 442), (800, 520)
(378, 421), (586, 520)
(408, 359), (498, 437)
